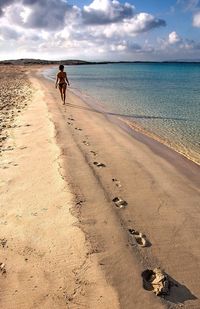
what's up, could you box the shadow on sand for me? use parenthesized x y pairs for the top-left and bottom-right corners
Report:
(65, 102), (187, 122)
(165, 275), (197, 305)
(141, 271), (197, 305)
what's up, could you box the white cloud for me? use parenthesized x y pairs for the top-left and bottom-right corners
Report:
(110, 43), (127, 51)
(193, 11), (200, 26)
(20, 6), (31, 23)
(123, 13), (166, 33)
(156, 31), (200, 58)
(82, 0), (134, 24)
(86, 12), (166, 41)
(168, 31), (182, 44)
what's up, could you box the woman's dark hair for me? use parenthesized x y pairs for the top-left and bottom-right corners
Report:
(59, 64), (64, 71)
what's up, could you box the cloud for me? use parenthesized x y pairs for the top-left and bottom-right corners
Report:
(159, 31), (183, 49)
(21, 0), (74, 30)
(184, 38), (200, 49)
(193, 11), (200, 26)
(0, 26), (21, 39)
(176, 1), (200, 29)
(86, 12), (166, 42)
(0, 0), (166, 33)
(82, 0), (134, 25)
(22, 0), (40, 4)
(0, 0), (168, 60)
(81, 0), (166, 35)
(0, 0), (77, 30)
(0, 0), (15, 16)
(127, 42), (142, 51)
(109, 40), (142, 52)
(157, 31), (200, 56)
(123, 13), (166, 34)
(168, 31), (182, 44)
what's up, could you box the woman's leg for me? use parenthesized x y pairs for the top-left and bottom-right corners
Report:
(59, 86), (63, 101)
(62, 85), (67, 104)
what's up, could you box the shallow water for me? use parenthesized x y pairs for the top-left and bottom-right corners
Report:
(45, 63), (200, 164)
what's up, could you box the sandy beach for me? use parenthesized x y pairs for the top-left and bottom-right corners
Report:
(0, 65), (200, 309)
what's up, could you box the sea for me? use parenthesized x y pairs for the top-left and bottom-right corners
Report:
(44, 63), (200, 165)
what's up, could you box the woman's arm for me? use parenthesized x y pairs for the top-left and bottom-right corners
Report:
(65, 73), (70, 86)
(55, 74), (59, 88)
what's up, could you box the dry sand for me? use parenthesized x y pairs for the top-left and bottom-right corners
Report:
(0, 67), (119, 308)
(0, 65), (200, 308)
(0, 66), (32, 147)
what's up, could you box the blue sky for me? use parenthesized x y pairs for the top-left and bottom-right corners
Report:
(0, 0), (200, 61)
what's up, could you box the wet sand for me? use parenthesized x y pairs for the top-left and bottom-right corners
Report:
(0, 65), (200, 308)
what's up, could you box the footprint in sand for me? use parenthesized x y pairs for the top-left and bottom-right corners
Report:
(93, 162), (106, 168)
(31, 212), (38, 216)
(67, 122), (72, 125)
(112, 197), (127, 208)
(83, 140), (90, 146)
(68, 117), (74, 121)
(128, 229), (150, 247)
(0, 238), (7, 248)
(19, 146), (27, 150)
(90, 150), (97, 156)
(75, 127), (82, 131)
(5, 161), (18, 167)
(141, 268), (169, 295)
(0, 221), (7, 225)
(2, 146), (14, 152)
(0, 161), (13, 169)
(112, 178), (121, 187)
(0, 263), (6, 275)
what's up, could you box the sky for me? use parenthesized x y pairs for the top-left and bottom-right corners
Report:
(0, 0), (200, 61)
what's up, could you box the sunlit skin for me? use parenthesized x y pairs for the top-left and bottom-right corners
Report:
(55, 65), (70, 105)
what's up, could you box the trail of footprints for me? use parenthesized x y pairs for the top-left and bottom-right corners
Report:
(67, 116), (159, 293)
(68, 115), (151, 251)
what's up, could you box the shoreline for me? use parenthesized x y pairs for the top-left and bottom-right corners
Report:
(70, 88), (200, 167)
(66, 84), (200, 171)
(43, 66), (200, 167)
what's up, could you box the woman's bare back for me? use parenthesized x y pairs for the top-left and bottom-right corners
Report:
(57, 71), (67, 84)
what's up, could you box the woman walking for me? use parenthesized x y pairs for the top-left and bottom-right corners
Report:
(55, 65), (70, 105)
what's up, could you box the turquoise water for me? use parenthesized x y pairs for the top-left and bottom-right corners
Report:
(45, 63), (200, 164)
